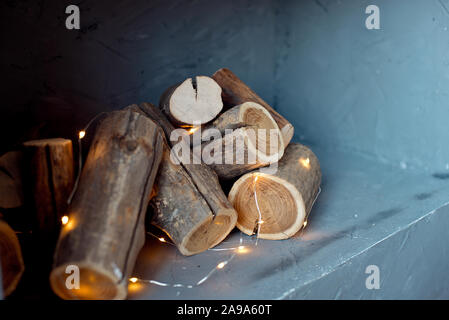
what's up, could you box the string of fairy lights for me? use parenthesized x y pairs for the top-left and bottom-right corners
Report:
(60, 112), (319, 291)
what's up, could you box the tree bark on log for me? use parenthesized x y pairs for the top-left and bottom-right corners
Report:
(132, 103), (237, 254)
(160, 76), (223, 126)
(150, 140), (236, 255)
(0, 219), (25, 297)
(228, 143), (321, 240)
(198, 102), (285, 179)
(212, 68), (294, 145)
(0, 151), (24, 209)
(23, 139), (74, 235)
(50, 110), (163, 300)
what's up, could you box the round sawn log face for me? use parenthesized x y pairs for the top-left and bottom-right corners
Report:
(0, 219), (25, 297)
(228, 143), (321, 240)
(212, 68), (294, 145)
(201, 102), (285, 179)
(160, 76), (223, 126)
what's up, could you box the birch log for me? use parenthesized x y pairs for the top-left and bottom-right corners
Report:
(228, 143), (321, 240)
(212, 68), (294, 145)
(160, 76), (223, 126)
(50, 109), (163, 300)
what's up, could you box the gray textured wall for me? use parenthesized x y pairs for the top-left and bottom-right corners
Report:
(275, 0), (449, 172)
(2, 0), (448, 172)
(1, 0), (276, 151)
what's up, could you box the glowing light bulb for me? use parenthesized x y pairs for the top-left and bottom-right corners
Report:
(159, 237), (166, 243)
(188, 127), (199, 135)
(303, 220), (308, 228)
(254, 175), (259, 182)
(217, 262), (226, 269)
(299, 157), (310, 169)
(237, 245), (248, 254)
(258, 220), (264, 224)
(129, 277), (138, 283)
(61, 216), (69, 225)
(79, 131), (86, 139)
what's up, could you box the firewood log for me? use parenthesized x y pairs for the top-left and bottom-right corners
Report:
(160, 76), (223, 126)
(50, 109), (163, 300)
(23, 139), (74, 235)
(0, 151), (23, 209)
(199, 102), (285, 179)
(0, 219), (25, 297)
(212, 68), (294, 145)
(228, 143), (321, 240)
(133, 103), (238, 254)
(150, 140), (237, 255)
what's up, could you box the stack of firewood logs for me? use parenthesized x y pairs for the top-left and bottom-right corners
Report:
(0, 68), (321, 300)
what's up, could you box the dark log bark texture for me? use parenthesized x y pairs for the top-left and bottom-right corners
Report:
(133, 103), (238, 254)
(23, 139), (74, 235)
(50, 109), (163, 300)
(0, 151), (24, 209)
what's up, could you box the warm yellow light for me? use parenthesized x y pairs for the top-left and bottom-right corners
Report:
(159, 237), (166, 243)
(79, 131), (86, 139)
(258, 220), (264, 224)
(299, 157), (310, 169)
(217, 262), (226, 269)
(61, 216), (69, 225)
(188, 127), (199, 135)
(254, 175), (259, 182)
(237, 245), (249, 254)
(129, 277), (138, 283)
(303, 220), (308, 228)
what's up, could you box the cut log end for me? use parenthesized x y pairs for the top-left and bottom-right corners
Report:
(281, 124), (294, 147)
(163, 76), (223, 125)
(180, 208), (237, 256)
(50, 263), (127, 300)
(229, 143), (322, 240)
(238, 102), (284, 161)
(228, 173), (306, 240)
(50, 109), (163, 300)
(0, 220), (25, 297)
(202, 101), (285, 179)
(212, 68), (294, 145)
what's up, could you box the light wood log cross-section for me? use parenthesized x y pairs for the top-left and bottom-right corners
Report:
(160, 76), (223, 126)
(0, 219), (25, 297)
(229, 143), (321, 240)
(212, 68), (294, 145)
(198, 101), (285, 179)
